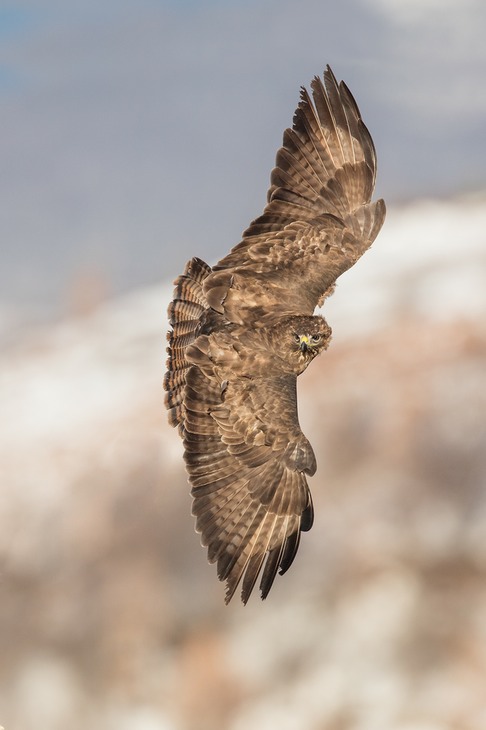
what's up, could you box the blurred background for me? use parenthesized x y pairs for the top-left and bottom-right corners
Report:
(1, 1), (486, 728)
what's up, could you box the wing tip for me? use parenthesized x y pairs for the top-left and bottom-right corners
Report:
(220, 517), (309, 605)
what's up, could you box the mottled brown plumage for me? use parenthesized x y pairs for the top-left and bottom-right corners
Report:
(164, 66), (385, 603)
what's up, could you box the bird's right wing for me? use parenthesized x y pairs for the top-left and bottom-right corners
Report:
(182, 344), (315, 604)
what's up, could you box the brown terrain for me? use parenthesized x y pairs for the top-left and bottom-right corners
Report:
(1, 198), (486, 729)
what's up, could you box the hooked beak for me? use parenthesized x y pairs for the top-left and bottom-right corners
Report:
(299, 335), (310, 352)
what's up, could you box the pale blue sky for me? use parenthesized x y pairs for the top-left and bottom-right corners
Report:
(1, 0), (486, 320)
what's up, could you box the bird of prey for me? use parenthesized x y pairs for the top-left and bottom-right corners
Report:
(164, 66), (385, 604)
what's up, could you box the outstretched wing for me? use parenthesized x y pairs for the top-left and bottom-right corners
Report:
(204, 65), (385, 324)
(182, 344), (315, 604)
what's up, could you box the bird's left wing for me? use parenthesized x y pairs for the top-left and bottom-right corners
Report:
(183, 339), (315, 604)
(203, 66), (385, 324)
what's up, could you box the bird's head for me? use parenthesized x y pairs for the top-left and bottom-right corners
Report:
(278, 314), (332, 372)
(294, 332), (322, 353)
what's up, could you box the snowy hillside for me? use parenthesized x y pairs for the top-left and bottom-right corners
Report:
(325, 192), (486, 334)
(1, 195), (486, 730)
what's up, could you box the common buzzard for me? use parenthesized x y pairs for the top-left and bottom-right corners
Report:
(164, 66), (385, 604)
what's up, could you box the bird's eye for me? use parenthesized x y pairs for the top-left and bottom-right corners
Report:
(311, 334), (322, 342)
(294, 333), (301, 343)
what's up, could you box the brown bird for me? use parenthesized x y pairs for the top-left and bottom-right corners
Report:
(164, 65), (385, 604)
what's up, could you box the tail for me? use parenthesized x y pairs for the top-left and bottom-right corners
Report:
(164, 257), (212, 432)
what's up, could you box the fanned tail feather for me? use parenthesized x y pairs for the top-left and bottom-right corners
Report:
(164, 257), (212, 432)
